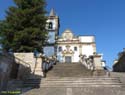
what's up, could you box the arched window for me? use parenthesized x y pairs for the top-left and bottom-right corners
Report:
(58, 46), (62, 52)
(74, 47), (77, 51)
(48, 22), (53, 29)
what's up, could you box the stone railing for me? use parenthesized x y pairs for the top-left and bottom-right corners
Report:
(79, 55), (95, 71)
(1, 52), (31, 68)
(1, 52), (32, 80)
(80, 54), (111, 76)
(14, 57), (31, 68)
(42, 55), (57, 77)
(80, 53), (106, 71)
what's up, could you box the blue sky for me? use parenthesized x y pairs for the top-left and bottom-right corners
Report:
(0, 0), (125, 68)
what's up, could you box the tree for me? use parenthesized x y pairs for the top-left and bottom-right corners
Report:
(0, 0), (47, 52)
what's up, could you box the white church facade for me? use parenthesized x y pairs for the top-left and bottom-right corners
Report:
(44, 9), (106, 69)
(57, 29), (96, 63)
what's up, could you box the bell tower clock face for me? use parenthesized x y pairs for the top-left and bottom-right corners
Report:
(46, 19), (56, 30)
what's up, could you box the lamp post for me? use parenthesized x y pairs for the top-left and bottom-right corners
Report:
(33, 48), (39, 74)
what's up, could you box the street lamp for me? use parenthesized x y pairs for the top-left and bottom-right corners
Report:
(33, 48), (39, 74)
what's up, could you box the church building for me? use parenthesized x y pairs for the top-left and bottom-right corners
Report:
(57, 29), (96, 63)
(44, 9), (105, 67)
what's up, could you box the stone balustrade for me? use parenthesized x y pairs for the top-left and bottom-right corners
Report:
(79, 54), (110, 77)
(13, 53), (57, 78)
(80, 53), (105, 71)
(42, 55), (57, 77)
(79, 55), (95, 71)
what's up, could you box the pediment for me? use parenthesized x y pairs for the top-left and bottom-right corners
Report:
(62, 29), (74, 40)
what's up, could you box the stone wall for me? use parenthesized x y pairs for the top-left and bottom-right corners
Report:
(0, 54), (14, 90)
(14, 53), (44, 78)
(0, 52), (44, 90)
(113, 53), (125, 72)
(14, 53), (35, 73)
(93, 54), (103, 70)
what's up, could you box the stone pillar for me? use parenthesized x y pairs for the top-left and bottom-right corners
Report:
(79, 45), (82, 55)
(33, 56), (44, 77)
(93, 54), (103, 70)
(92, 43), (96, 53)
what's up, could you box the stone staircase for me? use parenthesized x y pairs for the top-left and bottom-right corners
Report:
(23, 76), (123, 88)
(41, 77), (123, 88)
(46, 63), (93, 77)
(23, 63), (125, 95)
(23, 78), (41, 88)
(24, 77), (125, 95)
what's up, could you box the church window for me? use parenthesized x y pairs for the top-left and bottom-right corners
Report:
(74, 47), (77, 51)
(48, 22), (53, 29)
(59, 46), (62, 52)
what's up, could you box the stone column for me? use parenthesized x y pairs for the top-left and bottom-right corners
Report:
(79, 45), (82, 56)
(93, 54), (103, 70)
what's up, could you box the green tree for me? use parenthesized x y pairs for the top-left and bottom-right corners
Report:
(0, 0), (47, 52)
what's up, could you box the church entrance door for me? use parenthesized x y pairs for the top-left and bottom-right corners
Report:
(65, 56), (71, 63)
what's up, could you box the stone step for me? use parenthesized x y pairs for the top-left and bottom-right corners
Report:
(47, 67), (92, 75)
(41, 78), (121, 83)
(52, 68), (89, 70)
(41, 80), (120, 83)
(49, 69), (89, 71)
(56, 62), (83, 65)
(42, 78), (121, 82)
(54, 63), (86, 65)
(23, 81), (38, 83)
(93, 70), (106, 76)
(40, 77), (122, 88)
(52, 67), (86, 69)
(54, 65), (81, 66)
(41, 79), (121, 83)
(47, 72), (92, 74)
(23, 82), (123, 88)
(23, 76), (121, 81)
(24, 80), (120, 84)
(43, 77), (120, 80)
(48, 68), (90, 71)
(46, 74), (93, 77)
(51, 64), (88, 67)
(46, 73), (100, 77)
(53, 63), (86, 67)
(52, 68), (88, 70)
(40, 83), (123, 88)
(23, 77), (122, 87)
(24, 84), (122, 88)
(47, 71), (92, 74)
(46, 63), (95, 77)
(23, 87), (125, 95)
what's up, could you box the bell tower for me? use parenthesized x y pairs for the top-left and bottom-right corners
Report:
(46, 8), (60, 35)
(43, 9), (60, 57)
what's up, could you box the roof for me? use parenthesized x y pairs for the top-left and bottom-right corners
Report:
(49, 8), (56, 16)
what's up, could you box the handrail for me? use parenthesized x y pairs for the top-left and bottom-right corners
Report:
(1, 52), (31, 68)
(14, 56), (31, 68)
